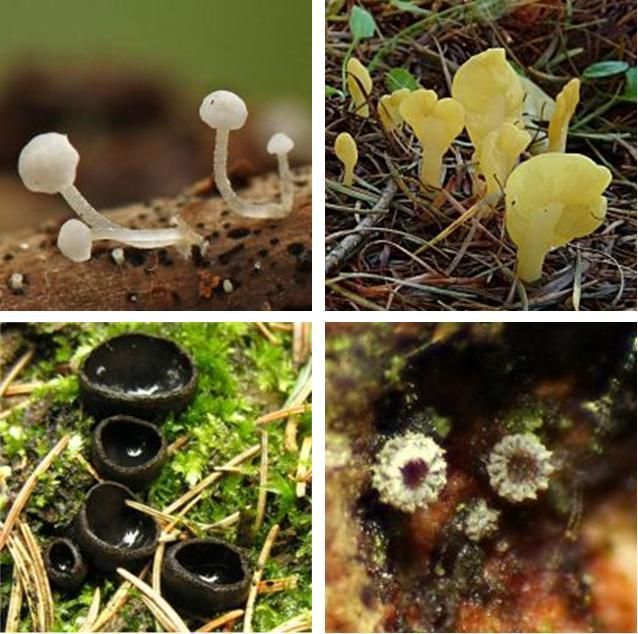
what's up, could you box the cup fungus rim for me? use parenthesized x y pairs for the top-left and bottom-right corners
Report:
(78, 480), (160, 558)
(164, 537), (251, 594)
(44, 537), (85, 577)
(93, 415), (167, 476)
(79, 333), (198, 411)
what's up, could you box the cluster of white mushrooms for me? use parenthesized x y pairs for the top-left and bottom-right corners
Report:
(17, 91), (296, 263)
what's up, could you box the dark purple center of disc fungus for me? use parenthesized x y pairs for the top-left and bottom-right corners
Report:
(400, 458), (428, 489)
(506, 452), (539, 483)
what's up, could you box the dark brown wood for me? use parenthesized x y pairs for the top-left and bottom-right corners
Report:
(0, 168), (311, 311)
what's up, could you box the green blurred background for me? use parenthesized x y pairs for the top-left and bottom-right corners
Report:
(0, 0), (311, 103)
(0, 0), (311, 232)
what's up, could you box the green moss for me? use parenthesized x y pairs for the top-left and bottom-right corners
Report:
(0, 323), (311, 632)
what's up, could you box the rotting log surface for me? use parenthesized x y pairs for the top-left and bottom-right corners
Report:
(0, 167), (311, 310)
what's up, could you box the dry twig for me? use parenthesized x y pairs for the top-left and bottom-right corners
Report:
(197, 609), (245, 632)
(243, 524), (280, 633)
(254, 430), (269, 532)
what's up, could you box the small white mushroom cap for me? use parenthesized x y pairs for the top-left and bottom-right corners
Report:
(18, 132), (79, 194)
(267, 132), (294, 155)
(57, 219), (92, 262)
(199, 90), (248, 130)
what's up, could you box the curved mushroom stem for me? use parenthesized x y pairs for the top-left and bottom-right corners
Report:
(60, 185), (120, 229)
(276, 152), (294, 211)
(214, 128), (292, 219)
(91, 220), (205, 258)
(419, 151), (443, 189)
(515, 243), (548, 283)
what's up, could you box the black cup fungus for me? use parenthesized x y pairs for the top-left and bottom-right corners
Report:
(74, 481), (159, 573)
(44, 537), (88, 593)
(79, 333), (197, 420)
(161, 538), (251, 618)
(91, 415), (167, 489)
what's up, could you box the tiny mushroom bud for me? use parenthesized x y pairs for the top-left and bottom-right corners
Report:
(399, 89), (464, 188)
(474, 123), (530, 201)
(505, 153), (612, 283)
(346, 57), (373, 118)
(547, 78), (580, 153)
(451, 48), (525, 152)
(334, 132), (358, 187)
(111, 247), (125, 266)
(8, 273), (25, 292)
(200, 90), (294, 218)
(19, 133), (119, 229)
(57, 219), (93, 263)
(267, 132), (295, 211)
(377, 88), (411, 133)
(463, 499), (500, 542)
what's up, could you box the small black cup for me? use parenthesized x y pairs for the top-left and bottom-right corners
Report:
(44, 537), (88, 592)
(74, 481), (159, 573)
(161, 538), (251, 618)
(91, 416), (167, 489)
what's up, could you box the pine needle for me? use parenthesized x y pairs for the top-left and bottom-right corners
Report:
(243, 524), (280, 633)
(0, 434), (70, 551)
(117, 567), (189, 633)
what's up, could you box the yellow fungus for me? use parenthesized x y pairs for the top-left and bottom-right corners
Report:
(346, 57), (373, 118)
(520, 75), (556, 123)
(505, 153), (612, 283)
(398, 89), (464, 188)
(475, 123), (530, 200)
(377, 88), (411, 133)
(547, 78), (581, 153)
(519, 75), (556, 154)
(451, 48), (525, 152)
(334, 132), (358, 186)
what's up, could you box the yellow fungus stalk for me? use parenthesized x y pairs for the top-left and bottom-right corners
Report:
(334, 132), (358, 187)
(346, 57), (372, 118)
(547, 78), (581, 153)
(399, 89), (464, 188)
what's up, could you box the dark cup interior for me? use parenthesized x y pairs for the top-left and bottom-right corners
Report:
(177, 541), (245, 586)
(49, 541), (76, 573)
(83, 334), (193, 398)
(101, 418), (162, 467)
(86, 483), (156, 550)
(44, 537), (87, 592)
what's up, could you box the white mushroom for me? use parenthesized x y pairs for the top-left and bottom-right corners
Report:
(18, 133), (119, 229)
(199, 90), (295, 219)
(19, 132), (205, 262)
(57, 218), (204, 263)
(266, 132), (295, 212)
